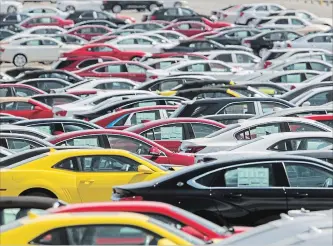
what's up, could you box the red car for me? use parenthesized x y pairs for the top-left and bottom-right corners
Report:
(66, 89), (102, 98)
(50, 201), (250, 241)
(67, 25), (114, 41)
(0, 84), (45, 97)
(92, 105), (179, 130)
(189, 31), (219, 40)
(46, 129), (195, 165)
(53, 56), (120, 71)
(0, 97), (53, 119)
(304, 114), (333, 128)
(62, 43), (148, 61)
(20, 15), (74, 29)
(126, 118), (226, 152)
(73, 61), (154, 82)
(163, 21), (213, 37)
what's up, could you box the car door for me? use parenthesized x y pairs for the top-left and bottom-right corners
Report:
(126, 63), (147, 82)
(19, 39), (45, 61)
(205, 161), (288, 226)
(106, 134), (171, 164)
(283, 161), (333, 212)
(75, 155), (152, 202)
(140, 123), (188, 152)
(41, 39), (61, 61)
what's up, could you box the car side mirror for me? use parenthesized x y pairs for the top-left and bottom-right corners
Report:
(181, 226), (208, 241)
(302, 101), (311, 107)
(157, 239), (177, 246)
(149, 146), (162, 156)
(34, 106), (43, 111)
(138, 165), (154, 174)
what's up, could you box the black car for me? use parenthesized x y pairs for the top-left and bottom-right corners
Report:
(164, 40), (251, 53)
(0, 29), (14, 40)
(0, 13), (30, 26)
(0, 116), (27, 125)
(74, 20), (118, 29)
(13, 118), (102, 135)
(0, 196), (66, 225)
(4, 67), (43, 78)
(285, 150), (333, 165)
(171, 97), (295, 118)
(31, 94), (81, 107)
(143, 7), (209, 22)
(74, 95), (186, 120)
(103, 0), (164, 13)
(201, 114), (255, 125)
(66, 10), (126, 25)
(207, 28), (261, 46)
(15, 70), (84, 84)
(175, 87), (244, 99)
(0, 133), (53, 151)
(243, 30), (302, 56)
(113, 154), (333, 226)
(19, 78), (72, 93)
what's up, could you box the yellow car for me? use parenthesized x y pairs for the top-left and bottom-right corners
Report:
(0, 148), (171, 203)
(0, 212), (205, 245)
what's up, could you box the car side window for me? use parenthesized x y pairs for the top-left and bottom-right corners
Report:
(215, 54), (232, 63)
(284, 162), (333, 187)
(53, 158), (78, 171)
(64, 136), (102, 147)
(308, 36), (325, 42)
(191, 123), (220, 138)
(142, 124), (185, 141)
(275, 19), (288, 24)
(209, 62), (230, 72)
(14, 87), (38, 97)
(127, 64), (146, 73)
(307, 91), (333, 106)
(118, 38), (136, 45)
(107, 135), (151, 155)
(284, 62), (307, 70)
(235, 123), (282, 140)
(78, 59), (98, 69)
(291, 18), (304, 25)
(288, 122), (324, 132)
(17, 102), (35, 110)
(269, 137), (333, 151)
(78, 155), (140, 172)
(235, 54), (254, 63)
(7, 138), (43, 152)
(130, 110), (161, 125)
(261, 102), (287, 114)
(63, 124), (94, 132)
(220, 102), (256, 114)
(309, 62), (330, 72)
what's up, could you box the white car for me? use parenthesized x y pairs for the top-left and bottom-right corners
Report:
(107, 35), (174, 53)
(278, 33), (333, 53)
(56, 0), (104, 12)
(0, 37), (80, 67)
(22, 7), (69, 19)
(65, 78), (138, 91)
(0, 0), (23, 14)
(146, 60), (251, 80)
(266, 59), (333, 72)
(53, 90), (156, 117)
(179, 117), (332, 155)
(290, 87), (333, 107)
(146, 30), (188, 41)
(235, 3), (285, 25)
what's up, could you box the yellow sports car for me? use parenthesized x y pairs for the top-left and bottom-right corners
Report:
(0, 212), (205, 245)
(0, 148), (171, 203)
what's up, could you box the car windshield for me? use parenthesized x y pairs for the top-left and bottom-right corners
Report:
(206, 124), (241, 138)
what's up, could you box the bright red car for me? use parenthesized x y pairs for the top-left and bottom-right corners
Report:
(67, 25), (114, 41)
(20, 15), (74, 29)
(53, 56), (120, 71)
(126, 118), (226, 152)
(163, 21), (213, 37)
(194, 17), (232, 28)
(73, 61), (154, 82)
(304, 114), (333, 128)
(46, 129), (195, 165)
(50, 201), (250, 241)
(92, 105), (179, 130)
(0, 84), (45, 97)
(0, 97), (53, 119)
(61, 43), (148, 61)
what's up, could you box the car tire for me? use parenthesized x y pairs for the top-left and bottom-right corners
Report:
(174, 2), (182, 7)
(22, 192), (52, 198)
(131, 56), (142, 61)
(148, 3), (158, 12)
(258, 47), (268, 58)
(66, 5), (75, 12)
(13, 54), (27, 67)
(7, 5), (17, 13)
(112, 4), (122, 13)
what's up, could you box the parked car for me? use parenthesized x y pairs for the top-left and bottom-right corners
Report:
(0, 133), (53, 152)
(281, 33), (333, 52)
(103, 0), (164, 13)
(0, 83), (45, 97)
(18, 78), (72, 93)
(290, 87), (333, 106)
(31, 94), (81, 107)
(67, 25), (114, 41)
(19, 15), (74, 29)
(0, 0), (23, 14)
(0, 124), (51, 139)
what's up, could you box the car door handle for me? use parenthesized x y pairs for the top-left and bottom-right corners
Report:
(225, 193), (242, 198)
(294, 193), (308, 198)
(81, 180), (94, 185)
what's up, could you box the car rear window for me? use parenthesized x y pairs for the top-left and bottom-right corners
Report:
(54, 60), (76, 69)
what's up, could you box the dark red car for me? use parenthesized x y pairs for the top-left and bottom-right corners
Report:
(92, 105), (179, 130)
(67, 25), (114, 41)
(50, 201), (250, 241)
(163, 21), (213, 37)
(0, 97), (53, 119)
(73, 61), (154, 82)
(61, 43), (148, 61)
(304, 114), (333, 128)
(126, 118), (226, 152)
(20, 15), (74, 29)
(0, 83), (45, 97)
(53, 56), (120, 71)
(46, 129), (195, 165)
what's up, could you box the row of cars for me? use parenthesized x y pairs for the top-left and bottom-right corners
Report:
(0, 2), (332, 246)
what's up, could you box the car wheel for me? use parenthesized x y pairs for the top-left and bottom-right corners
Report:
(149, 3), (158, 12)
(258, 47), (268, 58)
(131, 56), (142, 61)
(112, 4), (122, 13)
(7, 5), (17, 13)
(66, 5), (75, 12)
(174, 2), (182, 7)
(13, 54), (27, 67)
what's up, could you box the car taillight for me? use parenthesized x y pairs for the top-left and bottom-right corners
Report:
(290, 85), (296, 90)
(149, 75), (158, 79)
(56, 110), (67, 117)
(264, 61), (272, 69)
(287, 43), (292, 48)
(240, 12), (244, 17)
(150, 15), (157, 20)
(185, 146), (206, 153)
